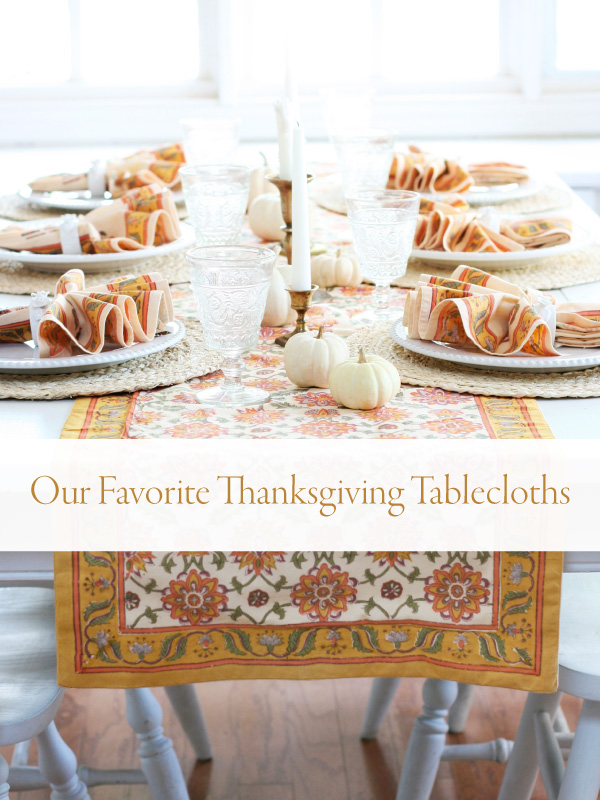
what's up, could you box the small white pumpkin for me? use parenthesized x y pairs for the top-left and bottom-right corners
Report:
(311, 249), (362, 288)
(248, 193), (285, 241)
(329, 348), (400, 409)
(284, 325), (349, 389)
(247, 153), (278, 210)
(262, 266), (297, 327)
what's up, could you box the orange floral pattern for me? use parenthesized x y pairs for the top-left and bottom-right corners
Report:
(291, 564), (358, 622)
(161, 570), (228, 625)
(424, 562), (491, 622)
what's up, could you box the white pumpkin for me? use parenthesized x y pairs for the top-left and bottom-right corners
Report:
(284, 325), (349, 389)
(247, 153), (278, 210)
(248, 193), (285, 241)
(262, 266), (297, 327)
(311, 249), (362, 288)
(329, 348), (400, 409)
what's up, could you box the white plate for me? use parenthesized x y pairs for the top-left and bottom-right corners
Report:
(0, 222), (195, 273)
(0, 319), (185, 374)
(390, 320), (600, 373)
(410, 224), (592, 268)
(18, 185), (185, 212)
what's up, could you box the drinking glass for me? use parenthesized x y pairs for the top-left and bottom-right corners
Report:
(332, 129), (395, 195)
(346, 190), (420, 321)
(180, 165), (250, 246)
(180, 118), (241, 164)
(188, 245), (277, 407)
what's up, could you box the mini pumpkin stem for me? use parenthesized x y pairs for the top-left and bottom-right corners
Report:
(317, 325), (324, 339)
(336, 248), (342, 258)
(259, 151), (268, 167)
(358, 347), (367, 363)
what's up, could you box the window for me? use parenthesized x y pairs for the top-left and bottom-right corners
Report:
(0, 0), (599, 144)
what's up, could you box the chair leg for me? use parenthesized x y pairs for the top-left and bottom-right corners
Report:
(125, 687), (190, 800)
(448, 683), (476, 734)
(361, 677), (402, 740)
(164, 684), (212, 761)
(10, 740), (31, 767)
(0, 753), (10, 800)
(395, 678), (458, 800)
(558, 699), (600, 800)
(498, 689), (562, 800)
(36, 722), (90, 800)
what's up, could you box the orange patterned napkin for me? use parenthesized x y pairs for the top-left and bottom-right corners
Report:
(468, 162), (530, 185)
(29, 143), (185, 198)
(388, 145), (474, 194)
(0, 185), (181, 255)
(0, 270), (173, 358)
(404, 267), (600, 355)
(414, 200), (572, 253)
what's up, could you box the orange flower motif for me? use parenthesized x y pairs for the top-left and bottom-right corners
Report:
(231, 552), (286, 576)
(124, 552), (155, 578)
(370, 552), (412, 567)
(233, 408), (286, 424)
(161, 570), (228, 625)
(291, 564), (357, 622)
(424, 563), (490, 623)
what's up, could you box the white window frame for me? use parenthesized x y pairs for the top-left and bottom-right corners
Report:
(0, 0), (599, 145)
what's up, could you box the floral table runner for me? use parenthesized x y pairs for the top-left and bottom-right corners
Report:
(55, 551), (561, 691)
(61, 285), (552, 440)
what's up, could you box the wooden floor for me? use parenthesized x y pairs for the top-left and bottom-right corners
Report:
(1, 678), (584, 800)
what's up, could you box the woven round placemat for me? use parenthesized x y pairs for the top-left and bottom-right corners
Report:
(391, 243), (600, 291)
(0, 318), (220, 400)
(347, 321), (600, 398)
(0, 249), (189, 295)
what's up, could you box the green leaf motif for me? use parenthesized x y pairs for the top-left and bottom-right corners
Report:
(84, 552), (111, 568)
(424, 551), (441, 562)
(109, 641), (123, 660)
(166, 636), (188, 662)
(97, 648), (117, 663)
(291, 552), (307, 569)
(406, 596), (419, 613)
(407, 567), (420, 583)
(505, 598), (533, 616)
(271, 602), (285, 620)
(231, 628), (253, 653)
(423, 631), (445, 654)
(297, 630), (318, 657)
(343, 551), (357, 563)
(478, 636), (499, 662)
(89, 606), (115, 627)
(222, 632), (246, 656)
(142, 579), (157, 595)
(515, 647), (532, 666)
(364, 569), (376, 586)
(502, 590), (529, 608)
(160, 554), (176, 573)
(363, 598), (376, 616)
(413, 627), (434, 648)
(359, 625), (380, 649)
(143, 607), (158, 624)
(231, 577), (244, 595)
(286, 628), (304, 654)
(350, 630), (372, 654)
(83, 599), (110, 621)
(488, 633), (507, 659)
(212, 552), (226, 570)
(158, 634), (181, 660)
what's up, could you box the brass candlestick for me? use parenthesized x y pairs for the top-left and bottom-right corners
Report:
(266, 173), (313, 265)
(274, 284), (318, 347)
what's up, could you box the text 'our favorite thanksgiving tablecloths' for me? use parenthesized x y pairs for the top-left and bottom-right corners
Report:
(54, 551), (561, 691)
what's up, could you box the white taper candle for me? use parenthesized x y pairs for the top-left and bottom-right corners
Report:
(291, 122), (311, 291)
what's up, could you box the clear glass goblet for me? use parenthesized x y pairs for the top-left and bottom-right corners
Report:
(188, 245), (277, 407)
(180, 164), (250, 246)
(332, 129), (395, 195)
(346, 190), (420, 321)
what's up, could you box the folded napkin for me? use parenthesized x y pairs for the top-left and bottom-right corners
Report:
(29, 143), (185, 198)
(414, 201), (572, 253)
(0, 270), (173, 358)
(468, 162), (530, 185)
(404, 267), (600, 356)
(388, 145), (474, 194)
(0, 184), (180, 255)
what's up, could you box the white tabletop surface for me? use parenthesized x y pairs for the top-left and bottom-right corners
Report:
(2, 141), (600, 440)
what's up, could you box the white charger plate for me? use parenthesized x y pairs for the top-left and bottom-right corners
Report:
(0, 222), (194, 273)
(18, 185), (185, 212)
(411, 224), (592, 268)
(0, 319), (185, 374)
(390, 320), (600, 374)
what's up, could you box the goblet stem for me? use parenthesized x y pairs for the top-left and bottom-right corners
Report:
(373, 281), (392, 320)
(220, 355), (245, 394)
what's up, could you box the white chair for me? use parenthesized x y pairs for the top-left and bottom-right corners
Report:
(0, 553), (212, 800)
(360, 552), (596, 800)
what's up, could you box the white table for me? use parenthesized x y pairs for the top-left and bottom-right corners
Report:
(2, 142), (600, 439)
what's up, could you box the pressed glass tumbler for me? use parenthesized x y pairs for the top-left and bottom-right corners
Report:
(180, 164), (250, 246)
(346, 190), (419, 321)
(333, 129), (395, 195)
(188, 245), (277, 407)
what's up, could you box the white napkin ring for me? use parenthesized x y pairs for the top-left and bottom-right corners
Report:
(87, 159), (106, 197)
(532, 295), (557, 344)
(59, 214), (83, 256)
(29, 291), (51, 348)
